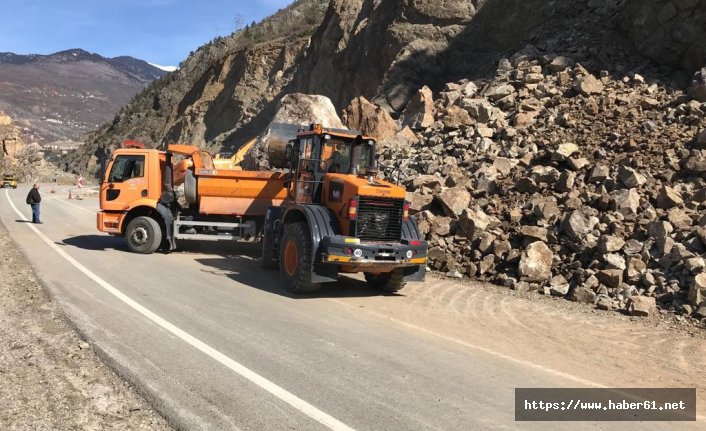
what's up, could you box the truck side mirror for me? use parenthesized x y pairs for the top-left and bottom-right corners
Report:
(99, 158), (108, 185)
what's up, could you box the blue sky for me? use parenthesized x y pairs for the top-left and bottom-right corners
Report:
(0, 0), (293, 66)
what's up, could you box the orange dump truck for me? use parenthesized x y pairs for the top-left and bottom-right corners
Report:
(98, 125), (428, 293)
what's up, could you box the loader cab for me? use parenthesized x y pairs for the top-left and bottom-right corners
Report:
(285, 125), (377, 205)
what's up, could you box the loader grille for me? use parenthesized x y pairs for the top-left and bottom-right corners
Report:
(355, 197), (404, 242)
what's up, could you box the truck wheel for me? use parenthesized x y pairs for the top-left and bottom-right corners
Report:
(365, 268), (406, 293)
(126, 216), (162, 254)
(279, 221), (320, 293)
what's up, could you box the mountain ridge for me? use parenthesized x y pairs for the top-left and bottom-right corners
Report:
(0, 48), (167, 82)
(0, 48), (168, 144)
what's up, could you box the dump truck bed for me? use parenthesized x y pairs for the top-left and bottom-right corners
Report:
(196, 169), (288, 217)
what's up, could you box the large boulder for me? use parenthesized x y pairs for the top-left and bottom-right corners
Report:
(242, 94), (344, 171)
(401, 86), (435, 129)
(610, 189), (641, 217)
(561, 208), (599, 239)
(547, 56), (575, 72)
(442, 106), (474, 128)
(518, 241), (553, 282)
(690, 273), (706, 305)
(656, 186), (683, 209)
(458, 208), (500, 238)
(618, 166), (647, 188)
(626, 296), (657, 317)
(343, 96), (398, 141)
(436, 187), (471, 217)
(407, 192), (433, 214)
(461, 98), (504, 124)
(597, 269), (623, 289)
(573, 74), (604, 96)
(272, 93), (344, 128)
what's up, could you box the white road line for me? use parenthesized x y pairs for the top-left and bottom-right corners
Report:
(49, 197), (97, 215)
(4, 189), (355, 431)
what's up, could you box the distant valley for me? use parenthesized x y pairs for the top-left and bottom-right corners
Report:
(0, 49), (169, 146)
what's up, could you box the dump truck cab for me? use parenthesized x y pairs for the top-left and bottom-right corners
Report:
(98, 142), (279, 253)
(262, 125), (428, 293)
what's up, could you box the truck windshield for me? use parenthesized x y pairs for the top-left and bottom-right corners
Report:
(321, 139), (373, 174)
(108, 155), (145, 183)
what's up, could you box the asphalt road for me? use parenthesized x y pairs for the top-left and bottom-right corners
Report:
(1, 185), (702, 431)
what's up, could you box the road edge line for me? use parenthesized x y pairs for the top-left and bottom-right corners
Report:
(5, 189), (356, 431)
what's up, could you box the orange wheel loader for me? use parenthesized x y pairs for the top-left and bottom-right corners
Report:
(97, 125), (428, 293)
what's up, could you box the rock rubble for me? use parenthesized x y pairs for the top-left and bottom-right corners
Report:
(372, 46), (706, 320)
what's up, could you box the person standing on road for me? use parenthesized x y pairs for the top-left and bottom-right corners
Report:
(26, 183), (42, 224)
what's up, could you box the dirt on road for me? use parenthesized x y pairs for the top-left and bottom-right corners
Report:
(329, 274), (706, 417)
(0, 223), (172, 430)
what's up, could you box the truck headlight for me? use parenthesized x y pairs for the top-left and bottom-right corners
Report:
(353, 249), (363, 258)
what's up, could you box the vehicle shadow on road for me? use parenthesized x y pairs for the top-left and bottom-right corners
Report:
(60, 235), (129, 252)
(196, 255), (398, 299)
(176, 241), (261, 256)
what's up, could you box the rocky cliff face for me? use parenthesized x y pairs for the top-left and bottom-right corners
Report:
(69, 0), (705, 177)
(0, 111), (24, 161)
(294, 0), (561, 111)
(620, 0), (706, 72)
(0, 111), (42, 179)
(63, 0), (329, 174)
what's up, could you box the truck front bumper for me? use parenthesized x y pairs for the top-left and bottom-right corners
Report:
(97, 211), (123, 234)
(319, 236), (427, 267)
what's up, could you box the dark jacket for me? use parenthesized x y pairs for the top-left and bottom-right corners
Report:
(26, 188), (41, 205)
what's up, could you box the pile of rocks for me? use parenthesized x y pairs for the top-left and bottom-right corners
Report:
(373, 46), (706, 320)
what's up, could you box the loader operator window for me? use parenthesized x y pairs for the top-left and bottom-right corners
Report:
(322, 140), (350, 173)
(108, 155), (145, 183)
(322, 139), (373, 175)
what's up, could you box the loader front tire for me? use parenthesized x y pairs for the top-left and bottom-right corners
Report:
(279, 221), (320, 294)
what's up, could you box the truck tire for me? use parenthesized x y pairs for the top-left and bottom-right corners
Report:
(184, 169), (197, 205)
(126, 216), (162, 254)
(365, 268), (406, 293)
(279, 221), (320, 293)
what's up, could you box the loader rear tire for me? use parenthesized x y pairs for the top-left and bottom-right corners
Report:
(261, 228), (278, 269)
(125, 216), (162, 254)
(365, 268), (406, 293)
(279, 221), (320, 294)
(184, 169), (197, 205)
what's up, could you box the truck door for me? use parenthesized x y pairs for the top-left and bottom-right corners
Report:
(101, 153), (148, 212)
